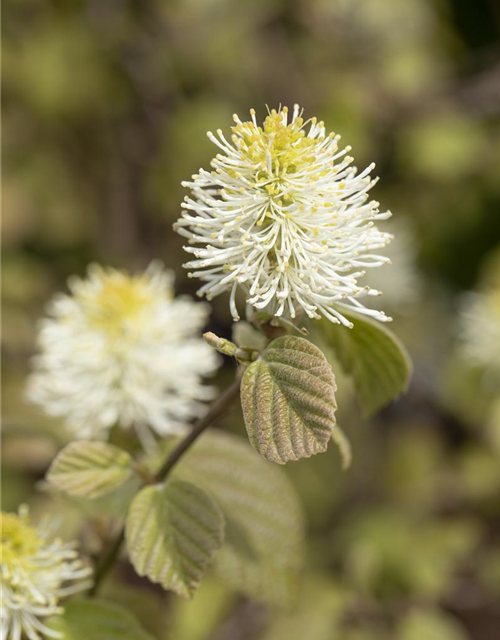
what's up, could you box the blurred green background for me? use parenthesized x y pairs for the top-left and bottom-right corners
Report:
(2, 0), (500, 638)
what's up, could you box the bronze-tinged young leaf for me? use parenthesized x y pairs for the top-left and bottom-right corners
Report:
(126, 479), (224, 598)
(317, 311), (412, 416)
(47, 441), (133, 499)
(47, 598), (154, 640)
(241, 335), (337, 464)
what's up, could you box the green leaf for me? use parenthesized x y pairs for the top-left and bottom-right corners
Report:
(100, 582), (165, 639)
(169, 575), (236, 640)
(47, 598), (154, 640)
(163, 430), (304, 605)
(316, 311), (412, 416)
(399, 610), (468, 640)
(47, 441), (133, 499)
(331, 425), (352, 470)
(126, 479), (224, 598)
(232, 321), (267, 351)
(341, 510), (478, 599)
(258, 576), (348, 640)
(240, 335), (337, 464)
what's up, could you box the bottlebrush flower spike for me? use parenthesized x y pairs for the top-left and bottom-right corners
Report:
(175, 105), (393, 327)
(26, 262), (220, 445)
(1, 507), (92, 640)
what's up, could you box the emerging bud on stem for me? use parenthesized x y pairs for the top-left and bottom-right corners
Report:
(204, 332), (239, 356)
(204, 332), (259, 363)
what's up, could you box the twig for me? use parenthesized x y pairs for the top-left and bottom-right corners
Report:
(89, 376), (241, 595)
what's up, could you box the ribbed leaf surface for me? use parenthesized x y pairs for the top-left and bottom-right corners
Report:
(318, 311), (412, 416)
(47, 598), (154, 640)
(170, 431), (304, 605)
(47, 441), (133, 499)
(126, 479), (224, 598)
(241, 335), (337, 463)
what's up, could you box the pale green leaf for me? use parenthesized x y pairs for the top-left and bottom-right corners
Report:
(331, 425), (352, 470)
(100, 582), (165, 639)
(232, 321), (267, 351)
(165, 430), (304, 605)
(399, 610), (468, 640)
(47, 598), (154, 640)
(341, 510), (479, 598)
(258, 576), (348, 640)
(169, 575), (235, 640)
(126, 479), (224, 598)
(317, 311), (412, 416)
(47, 441), (133, 499)
(240, 335), (337, 463)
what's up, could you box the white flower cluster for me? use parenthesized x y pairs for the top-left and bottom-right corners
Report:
(1, 507), (92, 640)
(26, 262), (220, 444)
(460, 285), (500, 376)
(175, 105), (393, 327)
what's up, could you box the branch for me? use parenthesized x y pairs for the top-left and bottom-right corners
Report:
(153, 377), (242, 482)
(89, 376), (241, 595)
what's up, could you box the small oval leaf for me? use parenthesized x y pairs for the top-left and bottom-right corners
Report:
(241, 335), (337, 464)
(126, 479), (225, 598)
(317, 311), (412, 416)
(47, 441), (133, 499)
(145, 431), (304, 605)
(47, 598), (154, 640)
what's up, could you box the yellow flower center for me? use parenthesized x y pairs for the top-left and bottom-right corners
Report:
(1, 512), (41, 572)
(76, 271), (159, 339)
(233, 108), (321, 177)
